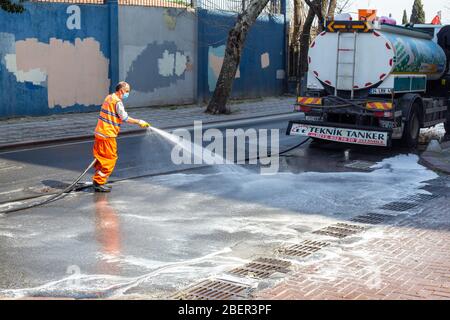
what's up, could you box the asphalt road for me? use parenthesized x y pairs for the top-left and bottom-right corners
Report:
(0, 114), (438, 299)
(0, 114), (304, 204)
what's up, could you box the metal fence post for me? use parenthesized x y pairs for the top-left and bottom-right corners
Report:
(281, 0), (288, 94)
(107, 0), (119, 92)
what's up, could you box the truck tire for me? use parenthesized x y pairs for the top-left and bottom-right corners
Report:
(401, 103), (420, 148)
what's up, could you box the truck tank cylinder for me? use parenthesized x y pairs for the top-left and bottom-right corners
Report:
(308, 25), (447, 92)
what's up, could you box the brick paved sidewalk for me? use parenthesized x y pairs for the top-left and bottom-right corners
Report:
(256, 191), (450, 300)
(0, 96), (295, 149)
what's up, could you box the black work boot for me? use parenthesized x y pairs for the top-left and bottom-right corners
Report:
(93, 182), (111, 193)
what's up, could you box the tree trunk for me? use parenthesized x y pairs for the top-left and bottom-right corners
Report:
(291, 0), (304, 48)
(298, 3), (316, 88)
(319, 0), (328, 31)
(305, 0), (325, 32)
(206, 0), (270, 114)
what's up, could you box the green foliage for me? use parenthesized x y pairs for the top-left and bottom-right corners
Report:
(0, 0), (25, 13)
(410, 0), (425, 24)
(402, 9), (408, 24)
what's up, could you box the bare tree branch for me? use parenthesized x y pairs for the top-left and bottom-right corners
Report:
(304, 0), (325, 31)
(336, 0), (353, 14)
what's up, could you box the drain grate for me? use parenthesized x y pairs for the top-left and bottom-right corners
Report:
(343, 160), (376, 171)
(228, 257), (291, 279)
(171, 279), (251, 300)
(351, 213), (394, 225)
(401, 193), (440, 203)
(277, 240), (330, 258)
(380, 201), (419, 212)
(313, 223), (367, 239)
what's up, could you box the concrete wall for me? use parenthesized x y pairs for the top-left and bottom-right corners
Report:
(119, 6), (196, 108)
(197, 9), (286, 101)
(0, 3), (111, 117)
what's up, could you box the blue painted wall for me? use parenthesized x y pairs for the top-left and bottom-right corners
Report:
(197, 9), (286, 101)
(0, 3), (287, 118)
(0, 3), (111, 118)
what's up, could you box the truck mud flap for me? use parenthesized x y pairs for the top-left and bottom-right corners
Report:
(286, 120), (392, 147)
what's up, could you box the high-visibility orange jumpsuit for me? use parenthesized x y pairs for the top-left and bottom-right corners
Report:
(93, 94), (123, 185)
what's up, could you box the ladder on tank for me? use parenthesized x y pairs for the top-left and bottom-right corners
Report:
(335, 31), (358, 99)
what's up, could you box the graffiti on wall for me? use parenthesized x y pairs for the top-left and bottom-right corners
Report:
(1, 34), (109, 109)
(261, 52), (270, 69)
(0, 3), (112, 117)
(118, 6), (196, 107)
(208, 45), (241, 92)
(126, 41), (193, 93)
(66, 5), (81, 30)
(208, 46), (274, 92)
(199, 9), (286, 99)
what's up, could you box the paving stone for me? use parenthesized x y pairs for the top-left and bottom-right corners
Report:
(256, 196), (450, 300)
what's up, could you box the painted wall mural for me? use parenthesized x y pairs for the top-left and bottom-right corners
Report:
(4, 36), (109, 109)
(198, 9), (286, 100)
(0, 3), (111, 117)
(208, 45), (241, 92)
(119, 6), (196, 108)
(126, 41), (192, 93)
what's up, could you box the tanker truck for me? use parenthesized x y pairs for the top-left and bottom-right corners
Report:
(287, 20), (450, 147)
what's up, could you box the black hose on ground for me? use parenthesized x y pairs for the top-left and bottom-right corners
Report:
(0, 158), (97, 215)
(243, 137), (311, 162)
(0, 137), (312, 215)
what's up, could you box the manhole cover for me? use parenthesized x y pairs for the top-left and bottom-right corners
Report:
(343, 160), (376, 171)
(171, 279), (251, 300)
(228, 257), (291, 279)
(277, 240), (330, 258)
(380, 201), (419, 212)
(313, 223), (367, 239)
(351, 213), (394, 225)
(401, 193), (440, 203)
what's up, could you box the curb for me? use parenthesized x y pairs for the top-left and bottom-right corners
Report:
(419, 141), (450, 175)
(0, 111), (296, 152)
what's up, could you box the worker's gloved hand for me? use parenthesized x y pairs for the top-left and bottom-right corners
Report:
(138, 120), (150, 128)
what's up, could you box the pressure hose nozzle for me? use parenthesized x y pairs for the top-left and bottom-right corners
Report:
(138, 120), (151, 128)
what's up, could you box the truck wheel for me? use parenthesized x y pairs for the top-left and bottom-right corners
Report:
(401, 104), (420, 148)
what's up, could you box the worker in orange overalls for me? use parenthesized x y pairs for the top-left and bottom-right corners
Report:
(92, 81), (150, 192)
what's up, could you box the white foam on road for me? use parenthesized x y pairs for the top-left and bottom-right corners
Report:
(148, 153), (437, 217)
(0, 153), (438, 298)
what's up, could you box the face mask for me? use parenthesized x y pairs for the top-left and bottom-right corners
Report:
(123, 92), (129, 100)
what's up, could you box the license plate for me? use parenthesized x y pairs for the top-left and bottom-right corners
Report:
(290, 123), (389, 146)
(370, 88), (393, 94)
